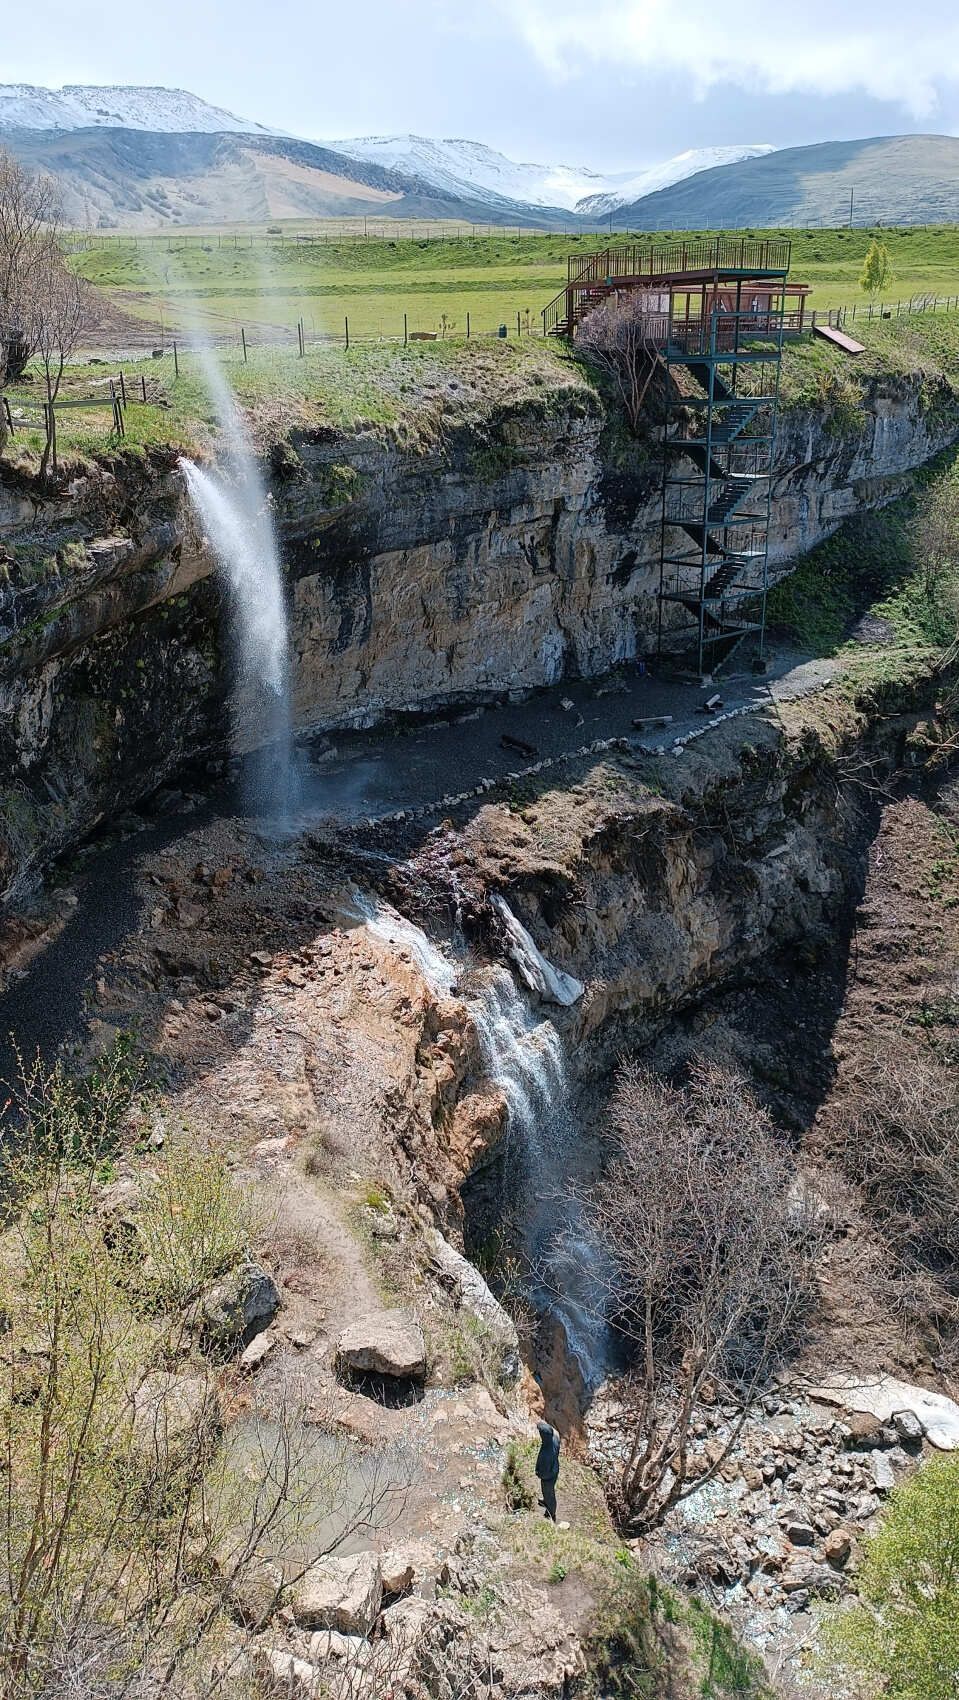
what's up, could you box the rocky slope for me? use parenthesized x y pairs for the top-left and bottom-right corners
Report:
(1, 363), (956, 902)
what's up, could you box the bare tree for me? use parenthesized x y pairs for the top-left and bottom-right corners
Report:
(0, 148), (88, 471)
(576, 291), (665, 435)
(589, 1061), (825, 1533)
(29, 233), (87, 478)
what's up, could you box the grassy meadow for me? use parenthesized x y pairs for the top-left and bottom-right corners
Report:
(71, 222), (959, 347)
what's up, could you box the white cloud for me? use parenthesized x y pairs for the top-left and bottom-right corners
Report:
(495, 0), (957, 119)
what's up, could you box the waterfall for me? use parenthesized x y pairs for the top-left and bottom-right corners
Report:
(353, 896), (611, 1391)
(179, 356), (294, 821)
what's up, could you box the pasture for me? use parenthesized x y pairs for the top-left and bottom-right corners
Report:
(71, 223), (959, 348)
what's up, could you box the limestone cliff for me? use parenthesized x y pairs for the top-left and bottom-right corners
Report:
(0, 365), (955, 899)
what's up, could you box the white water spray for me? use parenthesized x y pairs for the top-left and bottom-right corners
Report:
(179, 352), (294, 820)
(354, 896), (611, 1389)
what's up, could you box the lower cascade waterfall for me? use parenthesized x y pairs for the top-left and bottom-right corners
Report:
(355, 895), (611, 1391)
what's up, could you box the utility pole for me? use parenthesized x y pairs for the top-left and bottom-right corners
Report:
(846, 186), (855, 226)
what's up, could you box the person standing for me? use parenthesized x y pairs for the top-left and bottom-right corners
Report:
(535, 1419), (561, 1522)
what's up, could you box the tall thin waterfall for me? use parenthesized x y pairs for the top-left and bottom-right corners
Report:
(354, 896), (610, 1390)
(180, 357), (294, 820)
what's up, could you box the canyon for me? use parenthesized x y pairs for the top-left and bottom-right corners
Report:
(2, 344), (959, 1696)
(0, 359), (955, 903)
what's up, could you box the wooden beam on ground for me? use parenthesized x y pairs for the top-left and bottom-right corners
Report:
(814, 324), (866, 355)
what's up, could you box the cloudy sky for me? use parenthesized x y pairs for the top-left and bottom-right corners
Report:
(4, 0), (957, 168)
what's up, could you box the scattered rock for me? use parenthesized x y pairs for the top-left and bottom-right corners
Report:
(294, 1552), (383, 1635)
(239, 1331), (277, 1373)
(892, 1408), (925, 1449)
(872, 1451), (897, 1492)
(336, 1315), (426, 1381)
(824, 1528), (853, 1568)
(783, 1520), (816, 1547)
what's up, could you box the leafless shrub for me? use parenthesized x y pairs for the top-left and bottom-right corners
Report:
(910, 466), (959, 623)
(589, 1061), (825, 1532)
(577, 292), (664, 436)
(826, 1047), (959, 1278)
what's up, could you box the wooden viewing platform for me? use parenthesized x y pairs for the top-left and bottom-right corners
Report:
(542, 236), (810, 340)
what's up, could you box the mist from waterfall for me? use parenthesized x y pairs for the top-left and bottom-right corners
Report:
(353, 895), (611, 1391)
(179, 344), (294, 821)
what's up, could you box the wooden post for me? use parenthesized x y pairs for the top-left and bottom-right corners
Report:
(345, 316), (350, 349)
(516, 311), (521, 337)
(3, 396), (14, 436)
(403, 313), (408, 346)
(140, 374), (147, 402)
(466, 312), (470, 339)
(173, 341), (179, 378)
(241, 326), (248, 362)
(118, 370), (127, 406)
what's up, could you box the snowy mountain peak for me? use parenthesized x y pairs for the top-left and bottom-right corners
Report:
(0, 83), (275, 135)
(575, 144), (777, 215)
(331, 133), (777, 215)
(330, 133), (610, 212)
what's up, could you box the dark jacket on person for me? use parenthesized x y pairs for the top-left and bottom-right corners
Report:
(535, 1420), (561, 1483)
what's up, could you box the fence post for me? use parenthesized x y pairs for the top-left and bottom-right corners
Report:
(140, 375), (147, 402)
(241, 326), (248, 362)
(173, 341), (179, 378)
(516, 311), (521, 338)
(466, 312), (470, 339)
(3, 396), (14, 437)
(118, 370), (127, 406)
(403, 313), (408, 346)
(345, 316), (350, 350)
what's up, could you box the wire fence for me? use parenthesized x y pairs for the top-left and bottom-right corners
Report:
(7, 289), (959, 462)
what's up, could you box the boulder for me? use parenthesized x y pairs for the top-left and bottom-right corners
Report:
(192, 1261), (280, 1347)
(309, 1630), (372, 1662)
(128, 1371), (221, 1473)
(253, 1649), (321, 1698)
(294, 1552), (383, 1635)
(336, 1316), (426, 1381)
(427, 1230), (520, 1382)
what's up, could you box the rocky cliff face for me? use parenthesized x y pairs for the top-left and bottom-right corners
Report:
(0, 368), (955, 900)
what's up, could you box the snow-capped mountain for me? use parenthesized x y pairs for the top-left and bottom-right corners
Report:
(575, 145), (777, 216)
(0, 84), (275, 135)
(329, 134), (608, 212)
(331, 135), (776, 215)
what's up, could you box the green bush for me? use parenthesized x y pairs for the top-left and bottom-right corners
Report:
(823, 1455), (959, 1700)
(134, 1147), (259, 1307)
(502, 1441), (535, 1512)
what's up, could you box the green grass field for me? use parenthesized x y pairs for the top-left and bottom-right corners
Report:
(5, 304), (959, 479)
(71, 223), (959, 346)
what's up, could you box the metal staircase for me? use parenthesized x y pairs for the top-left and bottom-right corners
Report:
(657, 297), (787, 680)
